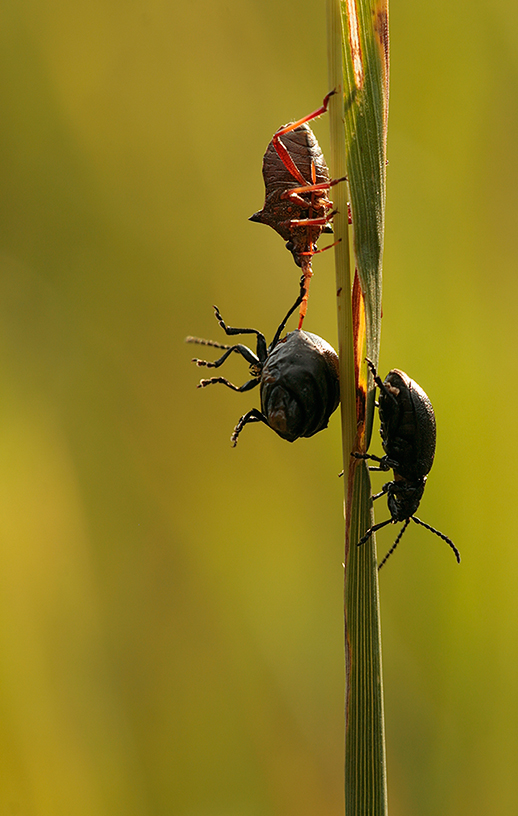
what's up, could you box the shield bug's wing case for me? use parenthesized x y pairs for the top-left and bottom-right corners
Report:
(353, 359), (460, 569)
(250, 123), (333, 264)
(260, 122), (330, 196)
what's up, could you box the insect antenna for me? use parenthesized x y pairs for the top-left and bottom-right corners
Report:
(378, 518), (411, 570)
(411, 516), (461, 563)
(185, 336), (232, 350)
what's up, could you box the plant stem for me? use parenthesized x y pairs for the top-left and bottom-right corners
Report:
(326, 1), (388, 813)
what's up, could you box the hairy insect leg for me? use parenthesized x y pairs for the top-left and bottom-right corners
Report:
(378, 518), (412, 570)
(271, 90), (336, 186)
(197, 375), (260, 392)
(280, 191), (333, 210)
(289, 213), (337, 228)
(273, 90), (336, 143)
(213, 306), (268, 361)
(270, 279), (305, 347)
(357, 517), (394, 548)
(366, 357), (399, 407)
(352, 452), (392, 472)
(282, 177), (347, 199)
(190, 342), (259, 369)
(297, 261), (313, 329)
(299, 238), (342, 257)
(270, 137), (307, 186)
(365, 358), (386, 390)
(299, 239), (341, 258)
(231, 408), (269, 447)
(411, 516), (461, 563)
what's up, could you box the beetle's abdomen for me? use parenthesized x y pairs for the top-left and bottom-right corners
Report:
(380, 369), (436, 479)
(260, 330), (339, 442)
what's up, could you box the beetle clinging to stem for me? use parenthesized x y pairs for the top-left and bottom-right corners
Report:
(186, 281), (340, 446)
(353, 359), (460, 569)
(249, 91), (347, 328)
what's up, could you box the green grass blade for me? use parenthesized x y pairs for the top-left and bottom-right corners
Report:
(327, 1), (389, 814)
(341, 0), (389, 377)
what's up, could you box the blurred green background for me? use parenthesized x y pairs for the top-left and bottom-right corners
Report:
(0, 1), (516, 814)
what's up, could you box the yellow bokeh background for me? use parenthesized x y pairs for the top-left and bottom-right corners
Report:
(1, 1), (517, 814)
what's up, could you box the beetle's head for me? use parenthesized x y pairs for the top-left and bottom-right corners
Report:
(262, 381), (305, 442)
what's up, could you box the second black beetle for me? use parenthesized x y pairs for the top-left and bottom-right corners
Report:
(353, 359), (460, 569)
(187, 284), (340, 446)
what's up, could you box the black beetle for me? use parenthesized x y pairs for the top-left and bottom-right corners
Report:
(353, 358), (460, 569)
(186, 283), (340, 446)
(249, 91), (346, 327)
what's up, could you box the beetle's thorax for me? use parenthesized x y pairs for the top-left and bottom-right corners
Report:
(387, 475), (426, 521)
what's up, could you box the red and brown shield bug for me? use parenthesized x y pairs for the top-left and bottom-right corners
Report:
(249, 92), (346, 327)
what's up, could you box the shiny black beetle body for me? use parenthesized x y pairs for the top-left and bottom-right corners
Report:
(354, 359), (460, 569)
(375, 367), (435, 521)
(187, 287), (340, 446)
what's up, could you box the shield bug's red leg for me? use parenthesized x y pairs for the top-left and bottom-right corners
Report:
(273, 90), (336, 142)
(299, 239), (341, 257)
(289, 213), (338, 227)
(281, 192), (328, 209)
(271, 91), (337, 185)
(297, 261), (314, 328)
(272, 138), (307, 186)
(283, 177), (347, 198)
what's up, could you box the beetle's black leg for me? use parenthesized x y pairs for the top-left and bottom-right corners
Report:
(212, 307), (263, 339)
(352, 452), (382, 461)
(411, 517), (461, 563)
(190, 342), (260, 369)
(357, 518), (393, 548)
(352, 452), (392, 472)
(231, 408), (269, 447)
(378, 518), (411, 570)
(368, 463), (400, 472)
(197, 376), (260, 392)
(366, 358), (385, 389)
(366, 358), (399, 406)
(267, 278), (306, 351)
(212, 307), (268, 363)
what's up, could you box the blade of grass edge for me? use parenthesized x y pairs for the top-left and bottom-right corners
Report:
(327, 1), (389, 814)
